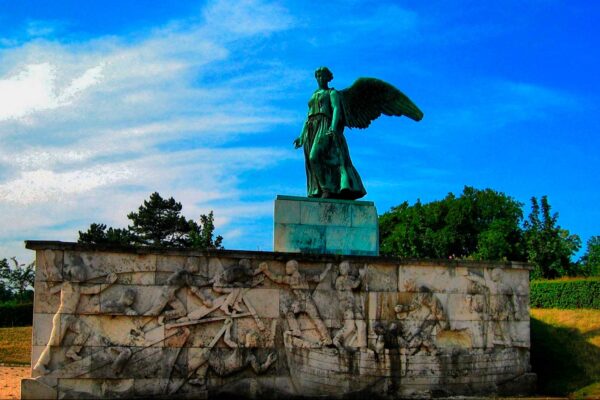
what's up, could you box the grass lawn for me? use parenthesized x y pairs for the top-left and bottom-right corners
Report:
(531, 308), (600, 399)
(0, 326), (31, 365)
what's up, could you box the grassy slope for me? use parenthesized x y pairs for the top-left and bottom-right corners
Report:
(0, 326), (31, 365)
(531, 309), (600, 398)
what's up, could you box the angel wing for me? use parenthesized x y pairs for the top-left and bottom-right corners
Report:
(339, 77), (423, 129)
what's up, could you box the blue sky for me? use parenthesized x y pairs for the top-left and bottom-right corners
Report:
(0, 0), (598, 262)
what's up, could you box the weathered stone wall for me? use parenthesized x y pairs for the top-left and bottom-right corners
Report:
(22, 241), (534, 399)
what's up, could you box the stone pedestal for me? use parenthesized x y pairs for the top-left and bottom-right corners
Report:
(273, 195), (379, 256)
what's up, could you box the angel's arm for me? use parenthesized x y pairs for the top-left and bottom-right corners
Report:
(329, 90), (342, 134)
(294, 114), (308, 148)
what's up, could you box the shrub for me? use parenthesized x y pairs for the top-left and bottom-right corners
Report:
(0, 302), (33, 326)
(530, 278), (600, 309)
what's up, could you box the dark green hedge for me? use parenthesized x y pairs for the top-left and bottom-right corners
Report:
(530, 278), (600, 309)
(0, 302), (33, 326)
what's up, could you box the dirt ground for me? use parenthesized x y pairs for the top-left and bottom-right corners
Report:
(0, 366), (29, 400)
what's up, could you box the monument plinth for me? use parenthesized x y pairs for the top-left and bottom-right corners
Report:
(22, 241), (535, 399)
(274, 195), (379, 256)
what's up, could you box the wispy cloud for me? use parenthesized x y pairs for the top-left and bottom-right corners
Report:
(25, 20), (64, 38)
(0, 62), (104, 121)
(0, 0), (298, 260)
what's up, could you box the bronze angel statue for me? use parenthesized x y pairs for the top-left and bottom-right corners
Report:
(294, 66), (423, 200)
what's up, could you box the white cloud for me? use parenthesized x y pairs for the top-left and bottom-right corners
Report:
(0, 165), (135, 204)
(202, 0), (293, 37)
(0, 62), (105, 121)
(59, 64), (104, 100)
(0, 63), (57, 120)
(0, 0), (298, 261)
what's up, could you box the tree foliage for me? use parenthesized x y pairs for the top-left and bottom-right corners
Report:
(78, 192), (223, 250)
(77, 223), (135, 246)
(524, 196), (581, 279)
(379, 186), (525, 261)
(189, 211), (223, 250)
(127, 193), (195, 247)
(0, 257), (35, 303)
(380, 187), (586, 279)
(580, 236), (600, 277)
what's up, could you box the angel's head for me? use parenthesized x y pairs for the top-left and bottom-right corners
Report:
(315, 66), (333, 88)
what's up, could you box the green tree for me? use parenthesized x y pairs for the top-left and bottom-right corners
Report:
(189, 211), (223, 250)
(379, 186), (525, 261)
(580, 236), (600, 276)
(524, 196), (581, 279)
(78, 192), (223, 250)
(127, 192), (193, 247)
(0, 259), (13, 302)
(78, 223), (136, 246)
(0, 257), (35, 303)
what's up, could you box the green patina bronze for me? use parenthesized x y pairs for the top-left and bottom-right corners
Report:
(274, 195), (379, 256)
(294, 67), (424, 200)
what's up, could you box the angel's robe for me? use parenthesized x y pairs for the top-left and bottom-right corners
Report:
(300, 88), (366, 200)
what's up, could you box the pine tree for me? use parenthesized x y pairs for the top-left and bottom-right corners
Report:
(78, 192), (223, 249)
(127, 192), (192, 247)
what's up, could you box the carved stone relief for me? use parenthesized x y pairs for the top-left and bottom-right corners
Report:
(24, 250), (534, 399)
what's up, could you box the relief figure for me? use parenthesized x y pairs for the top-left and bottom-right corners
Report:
(33, 265), (118, 375)
(333, 261), (367, 350)
(144, 270), (190, 321)
(395, 284), (448, 355)
(465, 268), (518, 347)
(259, 261), (333, 346)
(102, 288), (137, 315)
(183, 319), (276, 391)
(211, 259), (263, 316)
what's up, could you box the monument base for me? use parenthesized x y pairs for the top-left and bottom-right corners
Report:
(22, 241), (535, 399)
(274, 195), (379, 256)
